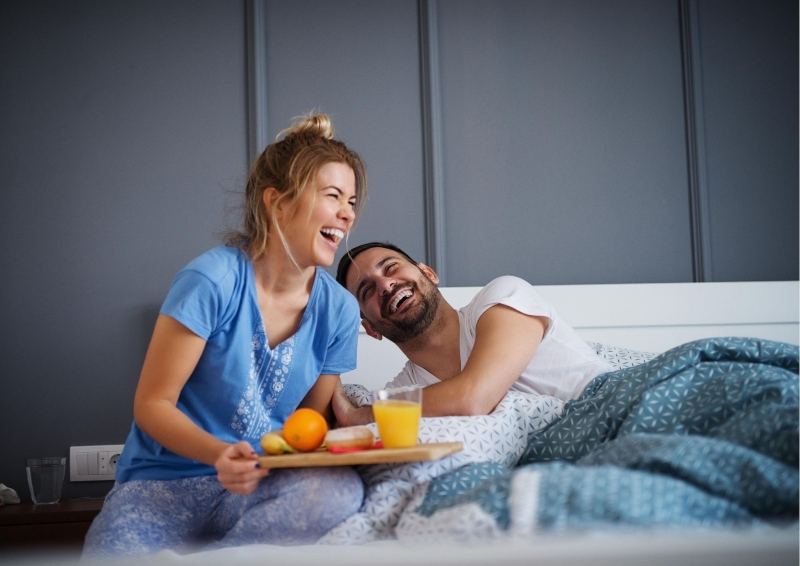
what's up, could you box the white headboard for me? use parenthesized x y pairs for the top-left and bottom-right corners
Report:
(342, 280), (799, 392)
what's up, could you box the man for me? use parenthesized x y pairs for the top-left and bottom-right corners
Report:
(332, 242), (611, 425)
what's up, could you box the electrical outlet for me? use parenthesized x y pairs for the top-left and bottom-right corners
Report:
(69, 444), (124, 482)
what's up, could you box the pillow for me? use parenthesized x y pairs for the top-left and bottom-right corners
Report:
(340, 385), (564, 476)
(589, 341), (658, 370)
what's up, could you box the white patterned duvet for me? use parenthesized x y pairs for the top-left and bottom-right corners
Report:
(320, 344), (657, 544)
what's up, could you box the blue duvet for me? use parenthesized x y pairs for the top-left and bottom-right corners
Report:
(415, 337), (798, 530)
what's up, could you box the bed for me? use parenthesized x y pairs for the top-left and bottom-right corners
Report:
(97, 281), (800, 565)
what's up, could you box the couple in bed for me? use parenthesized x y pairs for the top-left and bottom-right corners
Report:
(83, 113), (796, 557)
(83, 112), (590, 558)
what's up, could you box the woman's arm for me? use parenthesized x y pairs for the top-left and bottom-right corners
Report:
(133, 314), (268, 494)
(299, 373), (340, 423)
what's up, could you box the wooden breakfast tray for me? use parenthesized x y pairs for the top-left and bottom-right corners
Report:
(258, 442), (463, 469)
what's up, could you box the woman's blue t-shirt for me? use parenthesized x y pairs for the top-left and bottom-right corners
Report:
(116, 246), (360, 482)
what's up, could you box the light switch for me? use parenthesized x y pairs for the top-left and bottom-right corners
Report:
(77, 452), (89, 475)
(87, 452), (99, 475)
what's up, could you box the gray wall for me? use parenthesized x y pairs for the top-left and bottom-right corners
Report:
(436, 0), (694, 284)
(0, 0), (796, 500)
(263, 0), (428, 264)
(1, 0), (249, 499)
(695, 0), (799, 281)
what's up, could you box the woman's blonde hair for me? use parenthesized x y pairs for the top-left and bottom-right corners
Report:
(228, 112), (367, 262)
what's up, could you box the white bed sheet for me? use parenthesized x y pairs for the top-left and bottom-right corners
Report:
(151, 528), (798, 566)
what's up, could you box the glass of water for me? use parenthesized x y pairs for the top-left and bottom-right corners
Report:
(26, 457), (65, 504)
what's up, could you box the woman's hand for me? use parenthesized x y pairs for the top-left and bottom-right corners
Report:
(331, 384), (374, 427)
(215, 441), (270, 495)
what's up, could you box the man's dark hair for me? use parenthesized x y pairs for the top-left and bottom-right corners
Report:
(336, 242), (418, 288)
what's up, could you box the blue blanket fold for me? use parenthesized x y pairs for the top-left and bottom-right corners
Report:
(522, 337), (798, 466)
(418, 337), (799, 531)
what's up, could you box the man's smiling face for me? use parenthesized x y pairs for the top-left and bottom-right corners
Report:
(345, 247), (440, 343)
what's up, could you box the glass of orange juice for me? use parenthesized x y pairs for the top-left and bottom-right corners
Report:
(372, 385), (422, 448)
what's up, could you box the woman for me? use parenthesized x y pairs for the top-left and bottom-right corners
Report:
(84, 113), (367, 556)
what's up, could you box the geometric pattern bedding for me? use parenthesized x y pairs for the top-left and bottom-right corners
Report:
(322, 338), (798, 544)
(321, 342), (654, 544)
(587, 341), (657, 369)
(321, 389), (564, 543)
(397, 337), (799, 539)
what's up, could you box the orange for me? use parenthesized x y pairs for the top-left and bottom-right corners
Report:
(282, 408), (328, 452)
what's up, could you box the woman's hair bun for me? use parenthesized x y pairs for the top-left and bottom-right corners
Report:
(278, 112), (334, 141)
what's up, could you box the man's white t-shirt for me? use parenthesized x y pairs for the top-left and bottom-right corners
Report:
(385, 276), (612, 400)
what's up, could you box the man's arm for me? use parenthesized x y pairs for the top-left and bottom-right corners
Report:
(331, 383), (374, 426)
(419, 304), (546, 416)
(333, 304), (546, 426)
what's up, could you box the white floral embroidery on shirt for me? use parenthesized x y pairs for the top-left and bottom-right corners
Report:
(230, 326), (295, 438)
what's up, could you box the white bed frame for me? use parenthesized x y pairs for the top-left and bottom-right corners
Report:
(343, 280), (799, 391)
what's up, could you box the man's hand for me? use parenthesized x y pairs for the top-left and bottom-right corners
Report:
(332, 383), (374, 427)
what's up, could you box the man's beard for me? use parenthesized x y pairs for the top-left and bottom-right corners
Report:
(370, 280), (439, 343)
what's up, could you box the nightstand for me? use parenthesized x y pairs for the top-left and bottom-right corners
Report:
(0, 498), (103, 551)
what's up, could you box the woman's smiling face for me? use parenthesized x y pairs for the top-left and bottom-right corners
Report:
(277, 161), (357, 269)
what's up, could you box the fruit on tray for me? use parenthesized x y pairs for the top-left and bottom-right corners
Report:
(260, 432), (296, 455)
(282, 408), (329, 452)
